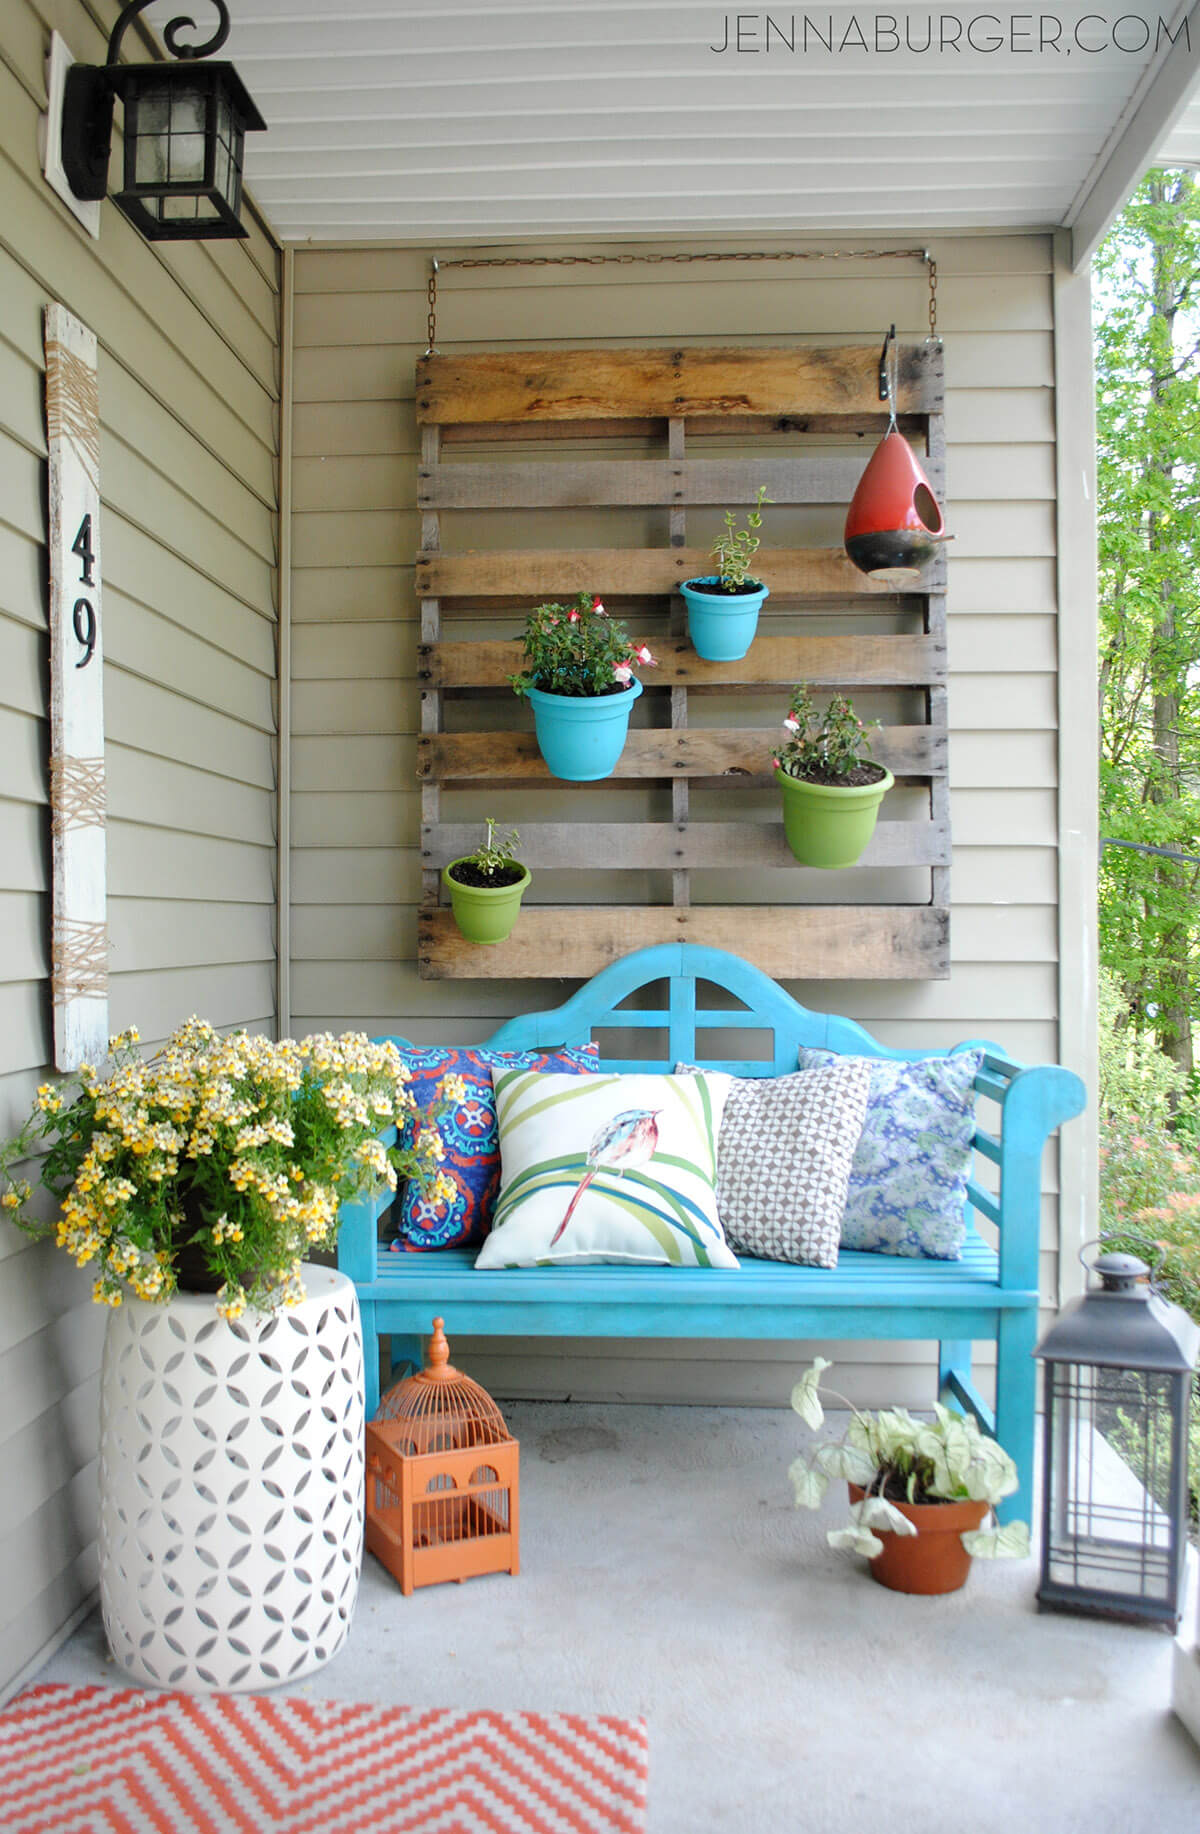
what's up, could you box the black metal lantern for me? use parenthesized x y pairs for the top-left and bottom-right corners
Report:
(59, 0), (265, 242)
(1035, 1250), (1198, 1628)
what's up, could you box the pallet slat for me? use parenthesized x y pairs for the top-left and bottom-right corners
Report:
(417, 345), (943, 425)
(415, 547), (944, 599)
(441, 412), (933, 444)
(420, 454), (868, 510)
(417, 725), (945, 783)
(423, 819), (951, 872)
(419, 905), (951, 981)
(421, 633), (945, 690)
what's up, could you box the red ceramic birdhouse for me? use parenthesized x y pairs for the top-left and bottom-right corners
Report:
(844, 428), (947, 586)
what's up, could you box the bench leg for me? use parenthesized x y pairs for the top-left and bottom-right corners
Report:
(939, 1339), (973, 1404)
(360, 1300), (381, 1421)
(385, 1333), (425, 1387)
(994, 1309), (1038, 1526)
(939, 1340), (994, 1433)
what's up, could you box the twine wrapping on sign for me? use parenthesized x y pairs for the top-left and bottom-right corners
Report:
(45, 338), (101, 491)
(52, 917), (109, 1005)
(50, 754), (106, 837)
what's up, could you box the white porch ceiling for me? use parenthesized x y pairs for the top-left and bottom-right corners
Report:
(219, 1), (1200, 259)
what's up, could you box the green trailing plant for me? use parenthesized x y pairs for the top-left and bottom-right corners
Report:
(509, 593), (657, 699)
(773, 685), (882, 785)
(710, 484), (770, 590)
(788, 1357), (1031, 1560)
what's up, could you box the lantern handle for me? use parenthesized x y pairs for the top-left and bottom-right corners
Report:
(106, 0), (232, 69)
(1078, 1234), (1166, 1291)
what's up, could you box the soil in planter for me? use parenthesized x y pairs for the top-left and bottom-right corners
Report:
(447, 860), (526, 889)
(531, 681), (630, 698)
(780, 760), (889, 789)
(173, 1197), (224, 1294)
(686, 578), (765, 596)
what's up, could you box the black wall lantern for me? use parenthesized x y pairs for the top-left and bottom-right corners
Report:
(1035, 1248), (1198, 1629)
(60, 0), (265, 241)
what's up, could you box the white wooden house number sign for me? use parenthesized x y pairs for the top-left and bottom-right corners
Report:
(44, 303), (108, 1070)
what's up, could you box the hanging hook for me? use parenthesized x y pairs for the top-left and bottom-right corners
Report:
(877, 323), (898, 429)
(877, 324), (895, 403)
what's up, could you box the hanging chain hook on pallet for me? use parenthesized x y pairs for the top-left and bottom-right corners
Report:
(423, 246), (940, 357)
(426, 258), (439, 356)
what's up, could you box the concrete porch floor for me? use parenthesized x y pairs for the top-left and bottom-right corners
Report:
(39, 1403), (1200, 1834)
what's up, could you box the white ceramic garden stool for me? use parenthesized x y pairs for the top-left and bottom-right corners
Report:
(98, 1265), (365, 1693)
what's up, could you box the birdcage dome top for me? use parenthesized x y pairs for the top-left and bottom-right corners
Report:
(373, 1318), (512, 1451)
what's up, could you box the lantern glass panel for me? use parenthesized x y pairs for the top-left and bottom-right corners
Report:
(1045, 1362), (1179, 1607)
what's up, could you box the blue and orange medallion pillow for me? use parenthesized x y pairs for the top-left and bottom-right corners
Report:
(388, 1045), (599, 1252)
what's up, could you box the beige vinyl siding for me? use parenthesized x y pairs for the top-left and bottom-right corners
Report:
(289, 232), (1063, 1405)
(0, 0), (279, 1696)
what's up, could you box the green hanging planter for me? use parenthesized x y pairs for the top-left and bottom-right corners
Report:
(775, 765), (893, 869)
(442, 859), (531, 945)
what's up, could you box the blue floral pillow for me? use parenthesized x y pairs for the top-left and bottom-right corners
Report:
(798, 1047), (985, 1259)
(388, 1045), (598, 1251)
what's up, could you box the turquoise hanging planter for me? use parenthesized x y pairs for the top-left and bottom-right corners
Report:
(526, 679), (643, 781)
(680, 577), (769, 662)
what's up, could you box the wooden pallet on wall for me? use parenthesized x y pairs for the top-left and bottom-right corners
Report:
(414, 343), (949, 982)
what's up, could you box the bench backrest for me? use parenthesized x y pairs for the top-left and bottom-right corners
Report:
(485, 942), (987, 1073)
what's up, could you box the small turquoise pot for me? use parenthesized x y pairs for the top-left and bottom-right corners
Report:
(680, 577), (769, 662)
(526, 679), (642, 781)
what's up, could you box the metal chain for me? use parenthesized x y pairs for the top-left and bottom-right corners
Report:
(423, 246), (938, 354)
(425, 259), (439, 355)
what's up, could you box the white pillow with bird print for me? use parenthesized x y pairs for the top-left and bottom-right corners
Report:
(476, 1069), (738, 1269)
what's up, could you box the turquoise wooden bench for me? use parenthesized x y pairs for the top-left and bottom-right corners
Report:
(338, 943), (1085, 1522)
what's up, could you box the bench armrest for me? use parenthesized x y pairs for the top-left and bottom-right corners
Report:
(980, 1059), (1086, 1290)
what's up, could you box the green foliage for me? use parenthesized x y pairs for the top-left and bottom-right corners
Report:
(710, 484), (770, 590)
(465, 818), (522, 880)
(1095, 171), (1200, 1069)
(773, 685), (880, 782)
(788, 1357), (1029, 1561)
(509, 593), (657, 699)
(1096, 972), (1200, 1521)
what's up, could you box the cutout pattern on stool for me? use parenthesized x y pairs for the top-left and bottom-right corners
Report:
(98, 1267), (364, 1694)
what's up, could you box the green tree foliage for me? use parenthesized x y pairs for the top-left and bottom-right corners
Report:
(1095, 171), (1200, 1073)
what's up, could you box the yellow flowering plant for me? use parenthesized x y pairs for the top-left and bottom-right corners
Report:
(0, 1020), (461, 1320)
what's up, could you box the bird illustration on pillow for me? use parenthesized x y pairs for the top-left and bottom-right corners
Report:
(550, 1108), (662, 1245)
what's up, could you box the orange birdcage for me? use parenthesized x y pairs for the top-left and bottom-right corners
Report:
(364, 1317), (520, 1596)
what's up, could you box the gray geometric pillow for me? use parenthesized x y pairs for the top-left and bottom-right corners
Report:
(676, 1061), (871, 1268)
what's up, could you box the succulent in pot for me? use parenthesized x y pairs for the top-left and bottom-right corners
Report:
(681, 485), (771, 661)
(789, 1357), (1031, 1595)
(773, 683), (892, 869)
(509, 592), (657, 781)
(443, 818), (530, 945)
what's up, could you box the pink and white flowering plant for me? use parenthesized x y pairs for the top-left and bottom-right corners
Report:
(509, 592), (658, 699)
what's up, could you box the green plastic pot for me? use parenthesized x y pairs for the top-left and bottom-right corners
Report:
(775, 765), (894, 869)
(442, 859), (531, 944)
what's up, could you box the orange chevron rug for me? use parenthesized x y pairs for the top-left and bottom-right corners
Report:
(1, 1684), (649, 1834)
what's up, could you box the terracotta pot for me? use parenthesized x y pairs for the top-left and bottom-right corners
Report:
(849, 1483), (988, 1595)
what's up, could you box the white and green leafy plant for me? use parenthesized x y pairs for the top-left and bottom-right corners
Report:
(788, 1356), (1031, 1562)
